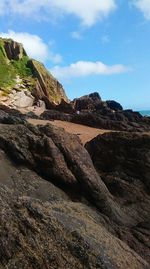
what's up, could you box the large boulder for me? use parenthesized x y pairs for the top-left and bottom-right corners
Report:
(0, 107), (150, 267)
(1, 149), (148, 269)
(106, 100), (123, 111)
(0, 122), (123, 224)
(86, 132), (150, 262)
(73, 92), (102, 111)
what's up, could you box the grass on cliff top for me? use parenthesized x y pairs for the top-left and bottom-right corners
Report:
(0, 39), (33, 90)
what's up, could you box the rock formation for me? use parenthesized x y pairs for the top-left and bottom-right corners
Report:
(85, 132), (150, 263)
(3, 38), (27, 60)
(0, 106), (149, 268)
(0, 37), (150, 269)
(0, 38), (68, 110)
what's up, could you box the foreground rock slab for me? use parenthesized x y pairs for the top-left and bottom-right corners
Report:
(86, 132), (150, 263)
(0, 109), (150, 268)
(0, 149), (149, 269)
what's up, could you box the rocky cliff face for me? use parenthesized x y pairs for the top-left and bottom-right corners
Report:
(3, 39), (27, 60)
(28, 59), (68, 104)
(0, 38), (68, 109)
(0, 106), (150, 269)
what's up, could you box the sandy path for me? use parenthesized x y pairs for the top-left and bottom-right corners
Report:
(28, 119), (113, 144)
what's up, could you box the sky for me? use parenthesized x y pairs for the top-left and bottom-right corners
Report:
(0, 0), (150, 110)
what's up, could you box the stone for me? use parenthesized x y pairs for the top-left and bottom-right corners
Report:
(85, 131), (150, 263)
(13, 91), (34, 108)
(0, 107), (150, 268)
(0, 150), (148, 269)
(3, 39), (27, 60)
(106, 100), (123, 111)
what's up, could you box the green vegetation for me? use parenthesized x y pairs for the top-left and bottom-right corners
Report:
(0, 39), (33, 91)
(0, 38), (67, 103)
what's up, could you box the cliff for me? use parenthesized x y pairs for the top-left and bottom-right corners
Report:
(0, 38), (68, 107)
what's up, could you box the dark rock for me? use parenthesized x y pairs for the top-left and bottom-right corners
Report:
(56, 99), (74, 114)
(0, 105), (26, 124)
(0, 105), (150, 268)
(85, 132), (150, 262)
(0, 122), (123, 224)
(40, 109), (72, 121)
(106, 100), (123, 111)
(73, 92), (102, 111)
(0, 148), (149, 269)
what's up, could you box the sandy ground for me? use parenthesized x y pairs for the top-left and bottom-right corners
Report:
(28, 119), (113, 144)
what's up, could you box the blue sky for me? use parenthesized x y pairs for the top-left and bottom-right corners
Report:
(0, 0), (150, 110)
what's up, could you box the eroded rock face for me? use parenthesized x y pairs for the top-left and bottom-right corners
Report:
(0, 38), (69, 109)
(0, 149), (149, 269)
(0, 108), (150, 268)
(28, 59), (68, 105)
(4, 39), (27, 60)
(85, 132), (150, 263)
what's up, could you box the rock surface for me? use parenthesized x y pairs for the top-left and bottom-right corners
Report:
(86, 132), (150, 263)
(0, 38), (68, 108)
(28, 59), (68, 104)
(3, 39), (27, 60)
(0, 107), (150, 268)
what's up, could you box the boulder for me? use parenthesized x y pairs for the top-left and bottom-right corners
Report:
(0, 108), (150, 268)
(85, 132), (150, 262)
(0, 148), (148, 269)
(13, 91), (34, 108)
(106, 100), (123, 111)
(73, 92), (102, 111)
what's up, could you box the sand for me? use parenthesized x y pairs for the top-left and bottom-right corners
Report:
(27, 119), (114, 144)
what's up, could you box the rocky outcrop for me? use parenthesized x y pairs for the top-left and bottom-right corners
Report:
(28, 59), (68, 105)
(106, 100), (123, 111)
(73, 92), (103, 111)
(3, 39), (27, 61)
(1, 149), (149, 269)
(86, 132), (150, 263)
(0, 38), (68, 109)
(0, 108), (150, 268)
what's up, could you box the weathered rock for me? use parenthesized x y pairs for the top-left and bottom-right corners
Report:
(0, 107), (150, 268)
(0, 38), (69, 108)
(0, 149), (149, 269)
(73, 92), (102, 111)
(70, 93), (150, 132)
(106, 100), (123, 111)
(85, 132), (150, 262)
(28, 59), (68, 105)
(41, 109), (72, 121)
(3, 39), (27, 60)
(0, 122), (121, 222)
(56, 99), (74, 113)
(0, 105), (26, 124)
(13, 91), (34, 108)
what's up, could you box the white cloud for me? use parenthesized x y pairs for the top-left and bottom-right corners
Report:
(71, 31), (83, 40)
(132, 0), (150, 19)
(0, 0), (117, 26)
(50, 61), (129, 79)
(0, 30), (62, 63)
